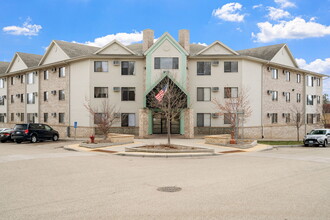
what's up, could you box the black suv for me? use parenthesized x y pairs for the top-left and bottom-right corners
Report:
(12, 123), (59, 143)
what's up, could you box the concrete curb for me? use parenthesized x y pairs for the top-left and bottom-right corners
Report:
(114, 152), (221, 158)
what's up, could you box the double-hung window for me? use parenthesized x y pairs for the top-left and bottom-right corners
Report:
(94, 61), (108, 72)
(197, 62), (211, 75)
(271, 68), (278, 79)
(224, 61), (238, 72)
(271, 113), (278, 124)
(27, 73), (34, 84)
(285, 92), (290, 102)
(121, 87), (135, 101)
(224, 87), (238, 98)
(197, 87), (211, 101)
(224, 113), (232, 124)
(317, 96), (321, 104)
(154, 57), (179, 69)
(44, 71), (49, 80)
(121, 61), (135, 75)
(121, 113), (136, 127)
(297, 74), (301, 83)
(44, 113), (48, 123)
(20, 94), (24, 103)
(59, 113), (65, 123)
(316, 78), (321, 86)
(59, 67), (66, 77)
(307, 114), (313, 124)
(94, 87), (108, 98)
(197, 113), (211, 127)
(59, 90), (65, 100)
(0, 79), (4, 88)
(307, 76), (313, 87)
(307, 95), (313, 105)
(285, 71), (290, 81)
(0, 97), (4, 105)
(44, 91), (48, 101)
(272, 91), (278, 101)
(27, 93), (35, 104)
(297, 93), (301, 103)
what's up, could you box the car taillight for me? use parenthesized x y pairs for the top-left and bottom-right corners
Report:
(24, 129), (29, 134)
(4, 133), (10, 136)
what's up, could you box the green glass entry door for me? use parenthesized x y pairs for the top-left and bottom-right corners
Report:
(152, 112), (180, 134)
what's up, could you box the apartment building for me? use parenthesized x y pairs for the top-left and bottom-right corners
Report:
(0, 29), (326, 139)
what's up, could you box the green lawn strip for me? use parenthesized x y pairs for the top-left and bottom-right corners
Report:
(258, 141), (303, 146)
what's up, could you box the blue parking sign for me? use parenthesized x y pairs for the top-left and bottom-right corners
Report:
(74, 121), (77, 128)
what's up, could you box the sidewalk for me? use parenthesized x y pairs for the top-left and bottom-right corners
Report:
(65, 138), (273, 157)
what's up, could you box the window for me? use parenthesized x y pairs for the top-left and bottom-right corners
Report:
(0, 79), (5, 88)
(297, 93), (301, 103)
(11, 113), (14, 121)
(27, 73), (34, 84)
(20, 113), (24, 122)
(59, 90), (65, 100)
(197, 113), (211, 127)
(121, 87), (135, 101)
(271, 68), (278, 79)
(307, 95), (313, 105)
(285, 92), (290, 102)
(296, 113), (301, 123)
(27, 113), (35, 123)
(21, 75), (24, 84)
(44, 71), (49, 80)
(315, 114), (320, 123)
(20, 94), (24, 103)
(44, 113), (48, 123)
(0, 114), (5, 122)
(10, 77), (14, 85)
(27, 93), (35, 104)
(285, 71), (290, 81)
(307, 114), (313, 124)
(317, 96), (320, 104)
(59, 113), (65, 123)
(0, 97), (4, 105)
(197, 62), (211, 75)
(271, 113), (278, 124)
(94, 113), (105, 124)
(154, 57), (179, 69)
(285, 113), (290, 123)
(44, 91), (48, 101)
(224, 61), (238, 72)
(224, 113), (232, 124)
(224, 87), (238, 98)
(316, 78), (321, 86)
(197, 87), (211, 101)
(307, 76), (313, 87)
(297, 74), (301, 83)
(59, 67), (66, 77)
(272, 91), (278, 101)
(121, 113), (136, 127)
(94, 87), (108, 98)
(94, 61), (108, 72)
(121, 61), (135, 75)
(11, 95), (14, 103)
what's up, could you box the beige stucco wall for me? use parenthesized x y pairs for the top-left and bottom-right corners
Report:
(271, 47), (296, 68)
(188, 58), (242, 127)
(199, 43), (234, 55)
(8, 56), (27, 73)
(42, 44), (69, 65)
(98, 43), (132, 55)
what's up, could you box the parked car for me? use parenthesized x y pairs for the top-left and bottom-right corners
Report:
(11, 123), (59, 144)
(303, 129), (330, 147)
(0, 128), (14, 143)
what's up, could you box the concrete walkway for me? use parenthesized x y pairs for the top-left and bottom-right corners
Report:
(65, 138), (272, 157)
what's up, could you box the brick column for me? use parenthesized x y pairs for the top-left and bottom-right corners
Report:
(139, 108), (149, 138)
(184, 108), (194, 138)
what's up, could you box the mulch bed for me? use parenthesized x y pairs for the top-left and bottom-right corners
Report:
(138, 145), (198, 151)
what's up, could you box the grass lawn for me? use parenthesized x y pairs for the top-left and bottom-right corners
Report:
(258, 141), (303, 145)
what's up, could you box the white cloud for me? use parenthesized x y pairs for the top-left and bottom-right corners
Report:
(84, 31), (143, 47)
(296, 58), (330, 95)
(274, 0), (295, 8)
(212, 3), (246, 22)
(252, 17), (330, 43)
(267, 7), (290, 20)
(253, 4), (263, 9)
(2, 17), (42, 36)
(193, 42), (207, 46)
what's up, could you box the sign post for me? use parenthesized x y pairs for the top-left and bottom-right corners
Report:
(74, 122), (77, 140)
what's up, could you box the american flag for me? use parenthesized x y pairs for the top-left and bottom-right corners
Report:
(155, 85), (168, 102)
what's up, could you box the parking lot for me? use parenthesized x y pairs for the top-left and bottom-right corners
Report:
(1, 140), (330, 219)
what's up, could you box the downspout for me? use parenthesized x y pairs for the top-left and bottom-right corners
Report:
(303, 73), (307, 135)
(261, 62), (268, 139)
(67, 62), (71, 137)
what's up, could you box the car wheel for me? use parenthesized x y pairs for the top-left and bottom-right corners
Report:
(1, 140), (6, 143)
(15, 140), (22, 144)
(31, 135), (38, 143)
(324, 140), (328, 147)
(52, 134), (59, 141)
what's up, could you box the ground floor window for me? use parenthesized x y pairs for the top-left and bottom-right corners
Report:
(20, 113), (24, 122)
(307, 114), (313, 124)
(121, 113), (135, 127)
(44, 113), (48, 123)
(0, 113), (5, 122)
(59, 113), (65, 124)
(27, 113), (35, 123)
(271, 113), (278, 124)
(224, 113), (232, 124)
(197, 113), (211, 127)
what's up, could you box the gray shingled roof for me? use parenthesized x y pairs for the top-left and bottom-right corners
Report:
(126, 43), (143, 55)
(16, 52), (43, 68)
(54, 40), (100, 58)
(0, 62), (10, 75)
(237, 43), (285, 61)
(190, 44), (207, 55)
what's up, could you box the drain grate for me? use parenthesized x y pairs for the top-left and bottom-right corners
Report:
(157, 186), (182, 192)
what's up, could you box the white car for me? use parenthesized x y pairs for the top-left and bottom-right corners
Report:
(303, 129), (330, 147)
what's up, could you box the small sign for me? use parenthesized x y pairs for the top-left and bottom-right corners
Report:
(74, 121), (78, 128)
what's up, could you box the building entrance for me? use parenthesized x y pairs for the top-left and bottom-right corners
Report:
(152, 112), (180, 134)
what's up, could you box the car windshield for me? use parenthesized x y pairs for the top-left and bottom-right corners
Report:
(310, 130), (326, 135)
(14, 124), (28, 130)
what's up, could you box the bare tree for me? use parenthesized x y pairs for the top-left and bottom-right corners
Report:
(321, 103), (330, 128)
(147, 77), (187, 145)
(213, 87), (252, 140)
(84, 99), (120, 139)
(289, 106), (305, 141)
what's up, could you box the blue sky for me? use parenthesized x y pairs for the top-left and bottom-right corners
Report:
(0, 0), (329, 95)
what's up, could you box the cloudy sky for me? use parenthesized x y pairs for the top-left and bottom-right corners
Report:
(0, 0), (329, 95)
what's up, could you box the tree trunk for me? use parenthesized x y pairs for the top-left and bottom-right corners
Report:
(297, 127), (299, 141)
(167, 117), (171, 145)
